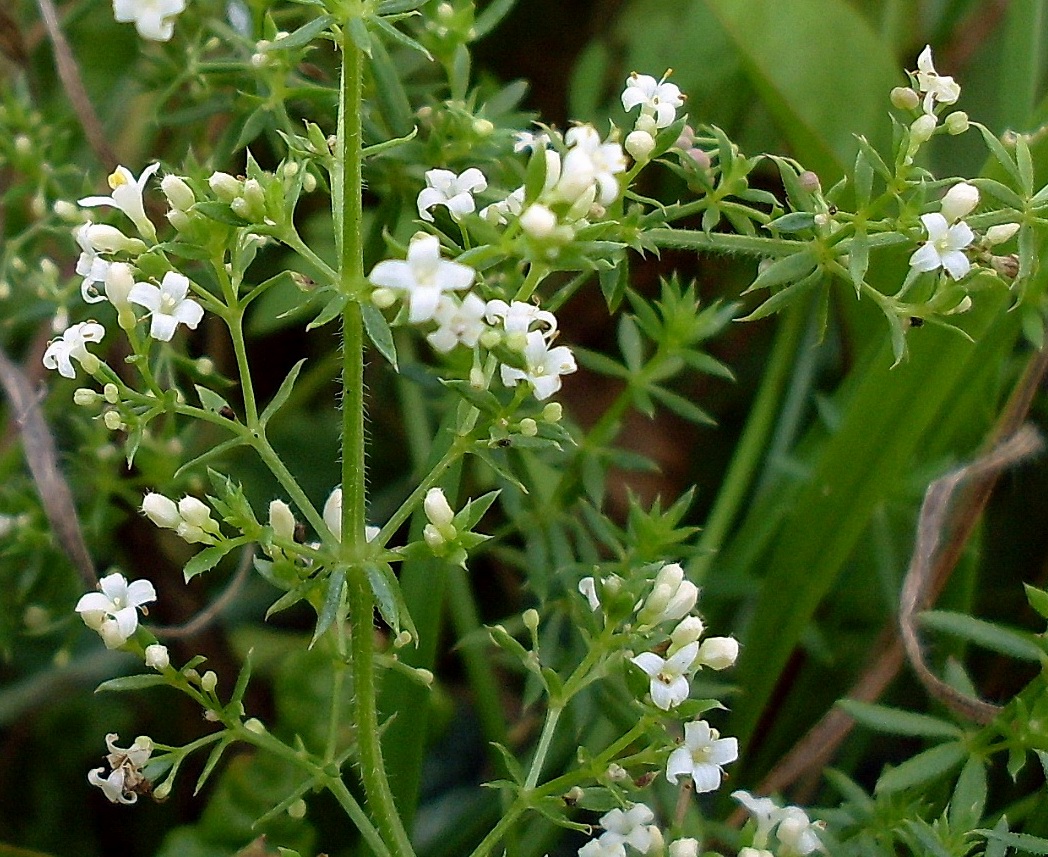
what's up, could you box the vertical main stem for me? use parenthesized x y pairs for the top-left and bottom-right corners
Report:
(337, 15), (415, 857)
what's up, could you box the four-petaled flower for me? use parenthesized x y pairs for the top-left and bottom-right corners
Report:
(43, 321), (105, 379)
(75, 223), (112, 303)
(79, 164), (160, 240)
(599, 803), (659, 854)
(665, 719), (739, 792)
(485, 299), (558, 338)
(75, 572), (157, 649)
(88, 733), (154, 804)
(427, 293), (488, 353)
(621, 72), (685, 129)
(630, 641), (698, 710)
(776, 807), (822, 856)
(417, 168), (488, 222)
(555, 126), (627, 208)
(128, 271), (205, 341)
(112, 0), (186, 41)
(909, 212), (974, 280)
(369, 233), (476, 324)
(499, 330), (577, 401)
(914, 45), (960, 114)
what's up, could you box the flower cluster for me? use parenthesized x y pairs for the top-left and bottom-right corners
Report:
(733, 790), (824, 857)
(891, 47), (968, 159)
(578, 803), (661, 857)
(142, 492), (222, 545)
(88, 733), (155, 804)
(621, 71), (685, 161)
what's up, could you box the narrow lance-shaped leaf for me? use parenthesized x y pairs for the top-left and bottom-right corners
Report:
(260, 359), (306, 425)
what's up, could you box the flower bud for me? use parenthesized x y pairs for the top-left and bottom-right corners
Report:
(103, 383), (119, 404)
(53, 199), (80, 221)
(243, 178), (266, 215)
(522, 608), (540, 634)
(371, 287), (397, 309)
(606, 763), (628, 781)
(153, 779), (173, 801)
(945, 110), (969, 135)
(519, 418), (538, 437)
(625, 129), (656, 161)
(469, 366), (487, 389)
(201, 670), (218, 693)
(142, 492), (180, 529)
(244, 718), (266, 734)
(890, 86), (920, 110)
(423, 488), (455, 530)
(394, 630), (413, 648)
(101, 409), (121, 431)
(669, 616), (705, 651)
(909, 113), (937, 145)
(161, 175), (196, 211)
(423, 522), (445, 549)
(473, 118), (494, 136)
(288, 799), (307, 819)
(635, 113), (658, 136)
(322, 487), (343, 541)
(578, 577), (600, 611)
(991, 254), (1020, 278)
(687, 147), (711, 169)
(738, 850), (774, 857)
(798, 170), (821, 193)
(303, 172), (317, 193)
(74, 388), (100, 407)
(697, 636), (739, 670)
(669, 839), (699, 857)
(940, 182), (979, 222)
(987, 222), (1021, 245)
(542, 402), (563, 422)
(83, 223), (144, 254)
(145, 644), (170, 670)
(209, 171), (242, 202)
(519, 204), (558, 239)
(178, 496), (217, 531)
(104, 262), (135, 312)
(269, 499), (296, 540)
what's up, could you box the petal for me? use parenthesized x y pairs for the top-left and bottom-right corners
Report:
(457, 168), (488, 193)
(172, 298), (204, 329)
(160, 271), (190, 302)
(709, 736), (739, 765)
(683, 719), (712, 748)
(416, 187), (445, 221)
(666, 641), (699, 672)
(665, 747), (693, 784)
(945, 221), (975, 251)
(530, 374), (562, 401)
(434, 259), (476, 291)
(920, 212), (948, 241)
(500, 365), (525, 387)
(112, 605), (140, 639)
(78, 195), (117, 208)
(630, 652), (665, 677)
(908, 243), (942, 273)
(408, 287), (442, 324)
(369, 259), (417, 291)
(150, 313), (179, 342)
(917, 45), (934, 74)
(128, 282), (162, 312)
(426, 327), (459, 353)
(98, 572), (129, 601)
(691, 762), (722, 794)
(446, 193), (477, 220)
(76, 592), (113, 614)
(941, 250), (971, 281)
(126, 578), (157, 608)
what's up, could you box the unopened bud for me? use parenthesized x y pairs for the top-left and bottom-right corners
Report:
(415, 668), (434, 686)
(103, 383), (119, 403)
(909, 114), (937, 145)
(371, 287), (397, 309)
(103, 410), (123, 431)
(991, 254), (1020, 278)
(200, 670), (218, 693)
(986, 222), (1021, 245)
(469, 366), (486, 388)
(697, 636), (739, 670)
(161, 175), (196, 211)
(798, 170), (821, 193)
(473, 119), (494, 136)
(244, 718), (266, 734)
(394, 630), (413, 648)
(940, 182), (979, 222)
(945, 111), (969, 135)
(890, 86), (920, 110)
(542, 402), (563, 422)
(74, 388), (100, 407)
(303, 172), (317, 193)
(522, 608), (540, 633)
(687, 147), (711, 169)
(669, 839), (699, 857)
(519, 418), (538, 436)
(288, 799), (307, 819)
(208, 171), (242, 202)
(423, 488), (455, 530)
(53, 200), (80, 221)
(142, 492), (180, 529)
(268, 499), (296, 540)
(625, 129), (656, 161)
(519, 204), (558, 239)
(145, 644), (170, 670)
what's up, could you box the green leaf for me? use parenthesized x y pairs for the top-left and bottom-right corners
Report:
(650, 386), (715, 425)
(617, 315), (645, 373)
(875, 741), (967, 795)
(95, 674), (168, 693)
(260, 359), (306, 425)
(977, 830), (1048, 856)
(361, 303), (398, 369)
(1025, 583), (1048, 621)
(489, 741), (524, 785)
(473, 0), (519, 38)
(308, 292), (348, 330)
(194, 736), (234, 795)
(228, 649), (253, 713)
(370, 13), (433, 61)
(195, 385), (231, 414)
(949, 755), (987, 831)
(175, 437), (248, 479)
(195, 201), (251, 227)
(184, 542), (239, 582)
(270, 14), (335, 50)
(973, 122), (1024, 189)
(310, 568), (346, 647)
(346, 14), (372, 56)
(837, 700), (964, 739)
(744, 251), (818, 294)
(366, 562), (416, 639)
(920, 610), (1046, 662)
(739, 270), (820, 321)
(767, 212), (816, 234)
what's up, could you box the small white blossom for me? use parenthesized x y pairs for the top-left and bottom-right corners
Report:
(499, 330), (577, 401)
(485, 299), (558, 339)
(909, 212), (974, 280)
(621, 72), (685, 129)
(579, 576), (600, 611)
(128, 271), (204, 341)
(43, 321), (105, 379)
(940, 182), (979, 223)
(519, 203), (559, 239)
(631, 641), (698, 710)
(579, 840), (626, 857)
(427, 293), (487, 353)
(368, 233), (476, 324)
(732, 791), (784, 845)
(112, 0), (186, 41)
(79, 164), (160, 239)
(75, 224), (112, 304)
(665, 719), (738, 792)
(553, 126), (626, 208)
(144, 643), (170, 670)
(480, 187), (525, 225)
(776, 807), (822, 856)
(75, 572), (156, 649)
(914, 45), (961, 114)
(417, 168), (488, 222)
(599, 803), (659, 854)
(514, 130), (550, 153)
(697, 636), (739, 670)
(88, 733), (154, 804)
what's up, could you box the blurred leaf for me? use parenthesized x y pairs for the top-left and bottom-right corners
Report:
(875, 741), (966, 794)
(837, 700), (964, 739)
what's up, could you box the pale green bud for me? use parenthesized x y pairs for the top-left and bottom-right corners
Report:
(103, 410), (122, 431)
(519, 418), (538, 437)
(945, 111), (969, 135)
(73, 388), (100, 407)
(201, 670), (218, 693)
(542, 402), (563, 422)
(103, 383), (119, 404)
(890, 86), (919, 110)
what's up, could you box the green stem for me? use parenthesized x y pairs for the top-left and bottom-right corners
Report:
(523, 705), (562, 790)
(229, 311), (259, 426)
(689, 300), (807, 582)
(646, 226), (806, 257)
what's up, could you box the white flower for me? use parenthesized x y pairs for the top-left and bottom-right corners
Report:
(579, 840), (626, 857)
(499, 330), (577, 401)
(485, 299), (558, 339)
(79, 164), (160, 239)
(369, 233), (476, 324)
(579, 576), (600, 611)
(88, 733), (154, 804)
(144, 643), (170, 670)
(75, 224), (112, 304)
(514, 131), (550, 153)
(417, 168), (488, 222)
(128, 271), (204, 341)
(732, 791), (784, 845)
(696, 636), (739, 670)
(940, 182), (979, 223)
(43, 321), (105, 379)
(631, 641), (698, 710)
(909, 212), (974, 280)
(915, 46), (961, 114)
(427, 293), (487, 353)
(75, 572), (156, 649)
(668, 840), (699, 857)
(776, 807), (822, 856)
(112, 0), (185, 41)
(480, 187), (525, 226)
(621, 72), (685, 129)
(637, 562), (698, 626)
(599, 803), (658, 854)
(559, 126), (627, 207)
(665, 719), (738, 792)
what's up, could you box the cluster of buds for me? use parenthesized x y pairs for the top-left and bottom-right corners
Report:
(142, 492), (222, 545)
(890, 46), (969, 160)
